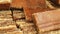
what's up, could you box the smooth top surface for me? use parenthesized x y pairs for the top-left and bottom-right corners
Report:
(33, 9), (60, 24)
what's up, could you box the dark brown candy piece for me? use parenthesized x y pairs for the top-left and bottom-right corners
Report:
(0, 0), (11, 10)
(33, 9), (60, 33)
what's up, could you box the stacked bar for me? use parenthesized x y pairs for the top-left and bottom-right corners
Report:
(0, 11), (23, 34)
(33, 9), (60, 34)
(16, 19), (37, 34)
(0, 19), (18, 34)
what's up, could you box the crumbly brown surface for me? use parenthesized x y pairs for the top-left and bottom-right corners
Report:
(0, 0), (60, 34)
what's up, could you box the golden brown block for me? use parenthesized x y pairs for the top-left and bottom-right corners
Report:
(16, 20), (37, 34)
(33, 9), (60, 33)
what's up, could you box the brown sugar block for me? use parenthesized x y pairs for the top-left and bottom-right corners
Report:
(16, 20), (34, 29)
(0, 0), (11, 10)
(33, 9), (60, 33)
(0, 3), (10, 10)
(11, 0), (23, 8)
(23, 0), (49, 21)
(16, 20), (37, 34)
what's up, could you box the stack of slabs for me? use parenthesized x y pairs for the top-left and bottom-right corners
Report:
(0, 10), (22, 34)
(0, 21), (17, 34)
(0, 12), (23, 34)
(16, 19), (37, 34)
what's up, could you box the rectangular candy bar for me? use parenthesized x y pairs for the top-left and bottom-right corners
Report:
(16, 20), (37, 34)
(33, 9), (60, 33)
